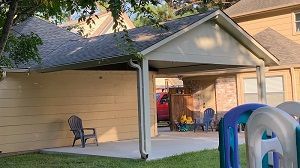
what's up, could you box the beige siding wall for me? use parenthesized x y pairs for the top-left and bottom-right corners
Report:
(0, 70), (157, 153)
(235, 8), (300, 44)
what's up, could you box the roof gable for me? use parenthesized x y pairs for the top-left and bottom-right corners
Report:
(145, 21), (262, 66)
(140, 10), (279, 66)
(225, 0), (300, 18)
(59, 12), (135, 37)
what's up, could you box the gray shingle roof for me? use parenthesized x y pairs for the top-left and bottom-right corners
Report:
(32, 10), (216, 70)
(254, 28), (300, 65)
(225, 0), (300, 17)
(13, 17), (82, 60)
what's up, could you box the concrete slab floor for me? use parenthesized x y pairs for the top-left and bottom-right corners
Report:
(42, 129), (245, 160)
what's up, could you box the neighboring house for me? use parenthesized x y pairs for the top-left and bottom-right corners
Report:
(183, 0), (300, 118)
(59, 12), (135, 37)
(0, 10), (278, 157)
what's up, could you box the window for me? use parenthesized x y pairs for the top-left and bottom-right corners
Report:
(244, 78), (258, 103)
(243, 76), (285, 106)
(295, 12), (300, 32)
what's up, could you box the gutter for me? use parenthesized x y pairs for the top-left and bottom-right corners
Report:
(229, 3), (300, 19)
(1, 68), (30, 73)
(37, 55), (132, 73)
(128, 59), (149, 159)
(0, 67), (30, 81)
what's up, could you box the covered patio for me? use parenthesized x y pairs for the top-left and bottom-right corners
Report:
(42, 131), (245, 160)
(8, 10), (278, 159)
(124, 10), (278, 159)
(41, 10), (277, 160)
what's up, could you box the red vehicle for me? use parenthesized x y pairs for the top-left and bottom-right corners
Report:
(156, 92), (170, 122)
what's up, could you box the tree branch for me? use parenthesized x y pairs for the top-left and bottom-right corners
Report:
(0, 0), (18, 58)
(14, 2), (42, 24)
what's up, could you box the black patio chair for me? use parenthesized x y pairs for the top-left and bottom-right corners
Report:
(68, 115), (99, 148)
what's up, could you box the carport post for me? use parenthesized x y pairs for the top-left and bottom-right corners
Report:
(141, 58), (152, 156)
(128, 59), (151, 159)
(256, 61), (267, 104)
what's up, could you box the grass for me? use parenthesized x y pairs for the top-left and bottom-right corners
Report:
(0, 145), (247, 168)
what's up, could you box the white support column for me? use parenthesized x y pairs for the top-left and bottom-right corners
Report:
(128, 59), (149, 159)
(141, 58), (152, 156)
(256, 62), (267, 104)
(290, 67), (297, 101)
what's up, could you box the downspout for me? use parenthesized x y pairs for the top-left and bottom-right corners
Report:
(128, 59), (149, 159)
(290, 67), (297, 101)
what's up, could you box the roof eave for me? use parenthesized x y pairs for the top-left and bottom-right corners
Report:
(35, 55), (133, 73)
(141, 10), (219, 56)
(228, 3), (300, 19)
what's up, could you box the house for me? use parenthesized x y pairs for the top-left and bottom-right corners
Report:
(182, 0), (300, 118)
(0, 10), (278, 158)
(59, 12), (135, 37)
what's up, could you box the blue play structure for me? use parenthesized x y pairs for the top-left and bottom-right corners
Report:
(219, 102), (300, 168)
(219, 103), (267, 168)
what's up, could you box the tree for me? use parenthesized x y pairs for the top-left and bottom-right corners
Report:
(0, 0), (160, 67)
(133, 0), (240, 27)
(134, 4), (175, 27)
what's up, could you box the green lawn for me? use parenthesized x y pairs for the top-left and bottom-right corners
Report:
(0, 146), (247, 168)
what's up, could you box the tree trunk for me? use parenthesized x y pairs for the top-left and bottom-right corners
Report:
(0, 0), (18, 58)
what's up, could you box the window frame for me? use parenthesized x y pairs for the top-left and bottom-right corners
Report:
(293, 11), (300, 35)
(242, 75), (285, 106)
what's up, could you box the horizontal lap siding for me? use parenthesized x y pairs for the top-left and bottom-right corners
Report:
(237, 10), (300, 44)
(0, 70), (157, 153)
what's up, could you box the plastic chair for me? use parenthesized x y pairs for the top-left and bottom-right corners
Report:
(68, 115), (99, 148)
(194, 108), (215, 132)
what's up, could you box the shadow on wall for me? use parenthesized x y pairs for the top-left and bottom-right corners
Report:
(183, 77), (217, 119)
(0, 71), (157, 153)
(191, 21), (258, 66)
